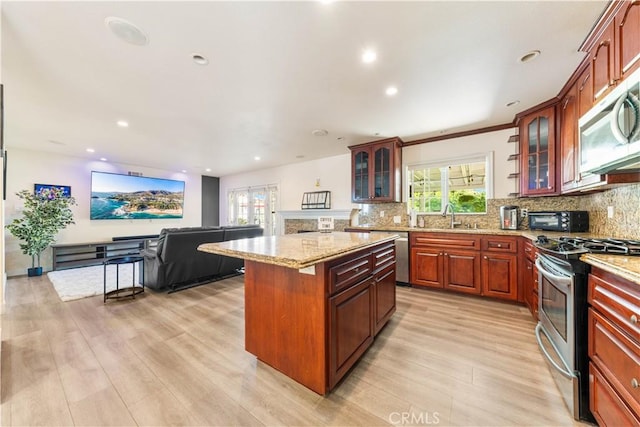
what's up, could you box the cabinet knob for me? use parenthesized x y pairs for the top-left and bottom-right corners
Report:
(631, 314), (638, 325)
(444, 253), (448, 256)
(483, 256), (488, 259)
(527, 265), (532, 270)
(632, 378), (639, 389)
(497, 244), (502, 248)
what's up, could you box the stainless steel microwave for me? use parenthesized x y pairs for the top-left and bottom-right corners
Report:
(578, 66), (640, 174)
(528, 211), (589, 232)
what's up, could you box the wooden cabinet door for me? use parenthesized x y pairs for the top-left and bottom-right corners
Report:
(481, 253), (518, 301)
(371, 142), (393, 201)
(410, 247), (443, 289)
(350, 137), (402, 203)
(591, 23), (616, 101)
(560, 82), (579, 193)
(590, 362), (640, 427)
(373, 263), (396, 334)
(443, 249), (481, 295)
(351, 146), (371, 202)
(329, 278), (374, 389)
(520, 106), (557, 196)
(615, 0), (640, 81)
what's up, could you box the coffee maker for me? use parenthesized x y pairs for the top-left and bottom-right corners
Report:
(499, 205), (518, 230)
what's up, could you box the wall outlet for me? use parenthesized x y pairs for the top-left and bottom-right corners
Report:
(607, 206), (614, 219)
(380, 211), (385, 218)
(393, 215), (401, 224)
(521, 208), (528, 218)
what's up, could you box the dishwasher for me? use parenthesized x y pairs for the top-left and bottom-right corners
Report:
(374, 231), (409, 285)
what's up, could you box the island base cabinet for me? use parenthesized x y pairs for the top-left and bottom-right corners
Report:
(589, 363), (640, 426)
(244, 260), (328, 395)
(329, 278), (375, 390)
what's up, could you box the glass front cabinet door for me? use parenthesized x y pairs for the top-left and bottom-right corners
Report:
(520, 106), (557, 196)
(350, 137), (403, 203)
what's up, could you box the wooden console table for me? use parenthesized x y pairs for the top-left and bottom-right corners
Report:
(52, 237), (157, 271)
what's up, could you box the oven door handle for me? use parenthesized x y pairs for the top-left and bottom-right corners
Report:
(535, 258), (572, 287)
(535, 323), (574, 379)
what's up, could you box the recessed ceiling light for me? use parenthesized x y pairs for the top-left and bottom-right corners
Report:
(100, 157), (108, 162)
(105, 17), (149, 46)
(312, 129), (328, 137)
(385, 86), (398, 96)
(296, 155), (305, 159)
(192, 53), (209, 65)
(48, 139), (66, 146)
(519, 50), (541, 63)
(181, 169), (187, 173)
(86, 148), (95, 153)
(337, 137), (345, 141)
(254, 156), (261, 161)
(361, 49), (377, 64)
(205, 168), (211, 172)
(374, 132), (380, 136)
(506, 100), (520, 107)
(117, 120), (129, 128)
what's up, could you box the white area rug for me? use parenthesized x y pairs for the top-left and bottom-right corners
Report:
(47, 263), (143, 302)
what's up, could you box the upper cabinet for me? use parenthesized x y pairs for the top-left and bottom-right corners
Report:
(560, 82), (579, 193)
(520, 106), (557, 196)
(588, 1), (640, 103)
(349, 137), (403, 203)
(615, 0), (640, 81)
(591, 23), (616, 102)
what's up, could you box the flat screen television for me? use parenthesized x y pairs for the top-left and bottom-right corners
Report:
(90, 171), (185, 220)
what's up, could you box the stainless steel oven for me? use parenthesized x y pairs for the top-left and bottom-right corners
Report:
(533, 248), (592, 422)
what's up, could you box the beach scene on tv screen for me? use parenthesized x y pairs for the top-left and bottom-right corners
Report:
(90, 172), (185, 220)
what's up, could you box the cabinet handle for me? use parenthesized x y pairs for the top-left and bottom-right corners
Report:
(631, 314), (638, 324)
(632, 378), (639, 389)
(527, 265), (532, 270)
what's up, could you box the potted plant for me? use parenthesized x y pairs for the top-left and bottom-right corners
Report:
(6, 187), (77, 276)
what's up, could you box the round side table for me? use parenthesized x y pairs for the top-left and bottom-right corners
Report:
(103, 256), (145, 303)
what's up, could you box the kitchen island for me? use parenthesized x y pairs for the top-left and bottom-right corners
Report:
(198, 231), (398, 394)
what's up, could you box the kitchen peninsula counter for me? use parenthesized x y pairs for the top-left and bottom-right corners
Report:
(198, 231), (398, 395)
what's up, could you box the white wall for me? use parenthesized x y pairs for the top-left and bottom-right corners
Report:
(402, 128), (517, 199)
(219, 153), (353, 225)
(4, 148), (202, 276)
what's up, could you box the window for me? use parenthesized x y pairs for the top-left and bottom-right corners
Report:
(407, 154), (492, 214)
(228, 185), (279, 235)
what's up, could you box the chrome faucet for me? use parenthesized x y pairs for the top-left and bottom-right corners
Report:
(442, 203), (462, 228)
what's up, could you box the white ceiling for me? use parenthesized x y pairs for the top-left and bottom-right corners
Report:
(1, 1), (607, 177)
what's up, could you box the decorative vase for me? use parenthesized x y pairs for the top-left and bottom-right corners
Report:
(27, 267), (43, 277)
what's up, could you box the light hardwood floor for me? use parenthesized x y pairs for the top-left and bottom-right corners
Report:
(1, 274), (590, 426)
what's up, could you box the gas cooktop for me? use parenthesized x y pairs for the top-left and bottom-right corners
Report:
(535, 235), (640, 257)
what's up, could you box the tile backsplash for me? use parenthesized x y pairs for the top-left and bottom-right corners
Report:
(356, 183), (640, 239)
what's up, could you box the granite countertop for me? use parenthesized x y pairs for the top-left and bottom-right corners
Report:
(580, 254), (640, 285)
(198, 231), (397, 269)
(346, 225), (594, 241)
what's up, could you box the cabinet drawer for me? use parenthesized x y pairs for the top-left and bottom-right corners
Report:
(371, 242), (395, 271)
(481, 236), (517, 253)
(523, 238), (538, 261)
(328, 251), (372, 295)
(588, 268), (640, 339)
(410, 233), (480, 250)
(590, 362), (640, 427)
(588, 308), (640, 417)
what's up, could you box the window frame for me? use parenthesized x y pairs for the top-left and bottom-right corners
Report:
(405, 152), (494, 215)
(227, 184), (279, 235)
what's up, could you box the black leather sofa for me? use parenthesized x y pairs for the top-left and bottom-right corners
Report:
(141, 225), (263, 291)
